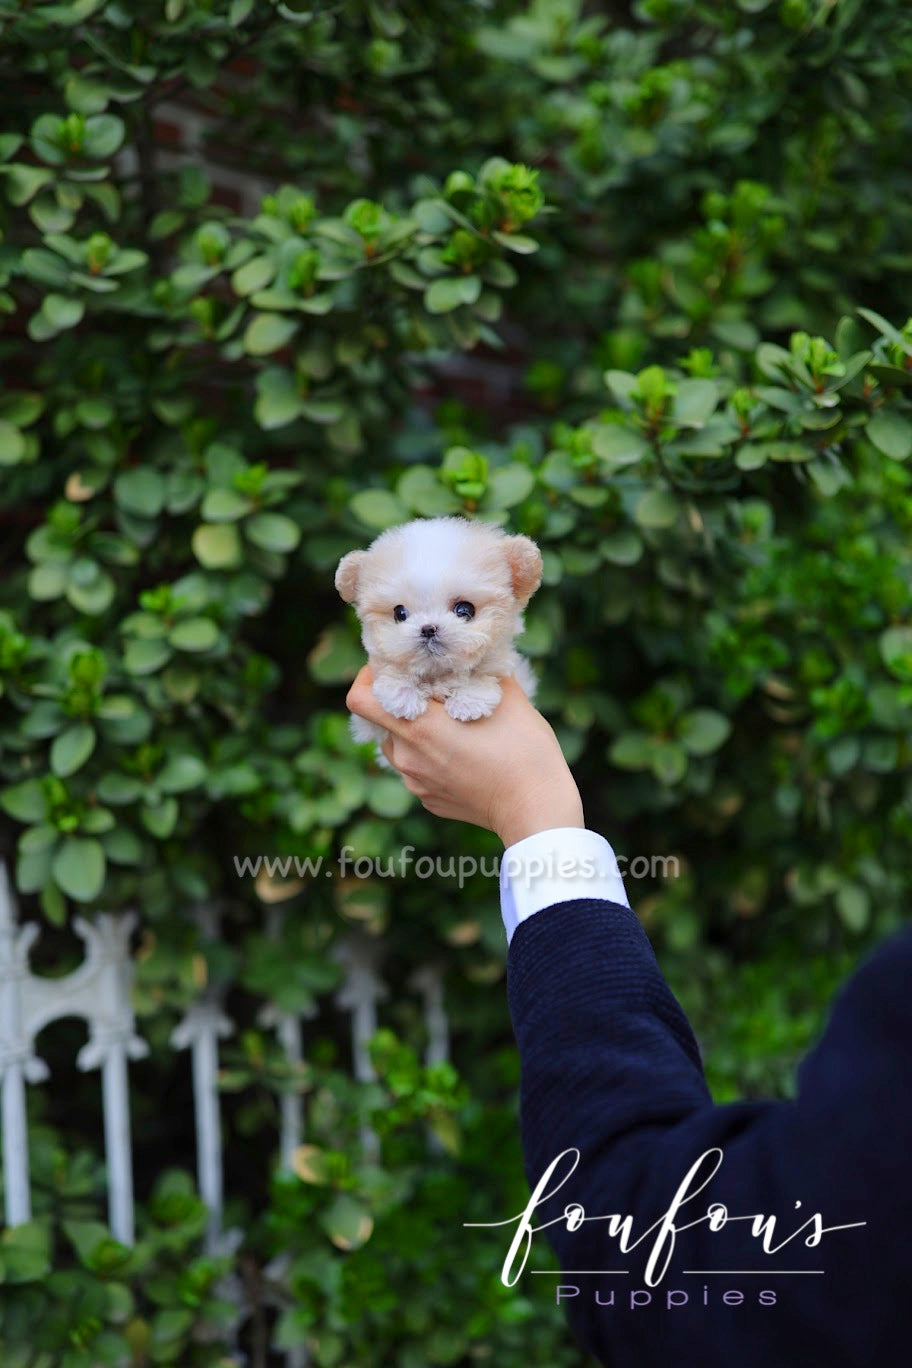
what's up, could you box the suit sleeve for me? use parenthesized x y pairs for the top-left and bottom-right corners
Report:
(506, 898), (912, 1368)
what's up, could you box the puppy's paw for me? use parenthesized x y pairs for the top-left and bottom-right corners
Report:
(350, 715), (387, 747)
(445, 678), (502, 722)
(511, 653), (537, 701)
(349, 716), (393, 768)
(372, 678), (428, 720)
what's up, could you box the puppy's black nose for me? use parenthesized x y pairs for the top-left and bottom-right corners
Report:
(419, 624), (437, 639)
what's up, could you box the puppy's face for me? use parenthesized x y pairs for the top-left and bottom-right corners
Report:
(336, 519), (542, 678)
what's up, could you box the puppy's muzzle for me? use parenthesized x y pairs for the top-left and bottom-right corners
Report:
(417, 624), (445, 655)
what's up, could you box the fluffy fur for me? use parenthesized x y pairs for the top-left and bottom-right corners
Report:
(336, 516), (543, 755)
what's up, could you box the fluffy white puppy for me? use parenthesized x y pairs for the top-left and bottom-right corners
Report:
(336, 516), (542, 753)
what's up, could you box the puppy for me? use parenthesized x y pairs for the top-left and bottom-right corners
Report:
(336, 516), (542, 756)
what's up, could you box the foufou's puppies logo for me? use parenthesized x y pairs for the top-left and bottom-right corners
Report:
(335, 516), (542, 757)
(465, 1147), (866, 1295)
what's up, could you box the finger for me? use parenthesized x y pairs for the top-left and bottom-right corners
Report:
(497, 674), (540, 707)
(345, 665), (396, 730)
(345, 671), (452, 741)
(380, 735), (396, 767)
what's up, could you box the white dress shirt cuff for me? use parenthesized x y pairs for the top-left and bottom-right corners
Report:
(499, 827), (630, 946)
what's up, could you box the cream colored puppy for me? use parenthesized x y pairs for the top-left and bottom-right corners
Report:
(336, 516), (542, 753)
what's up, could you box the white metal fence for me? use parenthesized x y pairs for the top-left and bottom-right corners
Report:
(0, 860), (449, 1363)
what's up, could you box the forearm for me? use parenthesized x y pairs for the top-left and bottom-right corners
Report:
(506, 898), (712, 1205)
(505, 901), (910, 1367)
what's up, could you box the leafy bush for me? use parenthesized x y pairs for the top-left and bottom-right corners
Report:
(1, 1), (911, 1363)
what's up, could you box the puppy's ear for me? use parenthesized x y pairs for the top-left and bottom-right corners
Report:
(503, 534), (543, 607)
(335, 549), (367, 603)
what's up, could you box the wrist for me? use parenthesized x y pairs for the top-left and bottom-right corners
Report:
(497, 784), (584, 848)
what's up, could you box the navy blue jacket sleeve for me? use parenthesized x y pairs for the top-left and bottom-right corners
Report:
(506, 898), (912, 1368)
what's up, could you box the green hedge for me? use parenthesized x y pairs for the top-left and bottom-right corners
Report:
(1, 2), (911, 1364)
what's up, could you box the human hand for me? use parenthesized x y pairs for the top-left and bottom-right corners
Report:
(345, 665), (585, 848)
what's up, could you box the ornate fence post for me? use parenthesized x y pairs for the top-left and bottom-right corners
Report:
(409, 963), (449, 1066)
(333, 933), (387, 1162)
(409, 963), (450, 1155)
(73, 911), (149, 1245)
(170, 903), (234, 1255)
(0, 862), (43, 1228)
(0, 861), (147, 1243)
(259, 905), (318, 1173)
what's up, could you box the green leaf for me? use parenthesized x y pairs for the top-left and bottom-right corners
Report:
(591, 424), (649, 466)
(299, 399), (344, 424)
(0, 390), (44, 427)
(20, 247), (69, 287)
(192, 523), (243, 569)
(652, 741), (688, 785)
(95, 695), (140, 722)
(96, 772), (145, 805)
(231, 254), (276, 296)
(141, 797), (179, 839)
(1, 1221), (51, 1283)
(835, 883), (870, 933)
(827, 736), (860, 776)
(604, 370), (638, 405)
(66, 569), (116, 615)
(424, 276), (482, 313)
(485, 463), (534, 508)
(114, 467), (166, 517)
(76, 396), (114, 429)
(17, 847), (54, 896)
(81, 806), (115, 834)
(307, 625), (365, 684)
(151, 1306), (194, 1346)
(254, 366), (303, 429)
(349, 489), (407, 530)
(1, 163), (54, 205)
(40, 880), (67, 926)
(678, 709), (731, 756)
(609, 732), (652, 769)
(880, 625), (912, 680)
(30, 192), (76, 233)
(168, 617), (219, 652)
(245, 512), (301, 553)
(673, 378), (719, 426)
(561, 546), (601, 576)
(157, 754), (208, 793)
(396, 466), (462, 516)
(0, 420), (27, 466)
(123, 637), (173, 675)
(601, 529), (643, 566)
(0, 780), (47, 823)
(64, 72), (116, 114)
(866, 410), (912, 461)
(19, 823), (58, 855)
(63, 1219), (124, 1269)
(243, 312), (298, 355)
(634, 488), (680, 530)
(320, 1193), (373, 1251)
(200, 487), (251, 521)
(50, 723), (96, 777)
(491, 230), (538, 254)
(366, 774), (414, 817)
(45, 292), (86, 330)
(52, 837), (106, 902)
(857, 306), (912, 356)
(102, 827), (145, 865)
(807, 457), (851, 497)
(735, 442), (785, 469)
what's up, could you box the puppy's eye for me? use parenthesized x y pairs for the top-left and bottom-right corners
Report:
(393, 605), (408, 622)
(453, 601), (475, 620)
